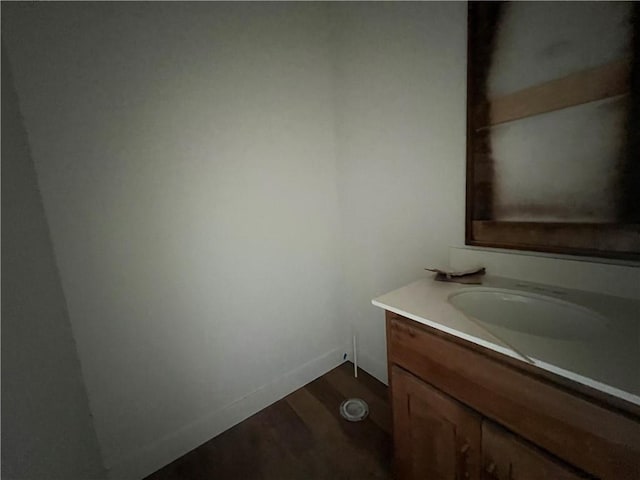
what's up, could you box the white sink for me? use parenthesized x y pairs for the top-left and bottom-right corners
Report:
(448, 288), (608, 341)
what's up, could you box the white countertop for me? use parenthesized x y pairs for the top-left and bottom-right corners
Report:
(372, 275), (640, 407)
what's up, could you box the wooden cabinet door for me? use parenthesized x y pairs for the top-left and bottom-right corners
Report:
(482, 421), (589, 480)
(391, 366), (481, 480)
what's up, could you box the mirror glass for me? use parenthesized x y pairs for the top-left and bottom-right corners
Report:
(466, 2), (640, 260)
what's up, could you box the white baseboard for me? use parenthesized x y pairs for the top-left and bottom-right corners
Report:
(108, 346), (348, 480)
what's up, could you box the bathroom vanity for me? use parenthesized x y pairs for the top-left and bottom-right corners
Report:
(373, 277), (640, 480)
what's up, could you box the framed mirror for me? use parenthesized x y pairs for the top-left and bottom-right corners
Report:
(466, 2), (640, 260)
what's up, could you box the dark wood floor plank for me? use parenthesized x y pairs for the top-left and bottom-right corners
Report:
(145, 362), (392, 480)
(256, 398), (322, 480)
(261, 398), (316, 457)
(286, 385), (390, 479)
(250, 407), (311, 480)
(305, 376), (392, 474)
(325, 366), (392, 434)
(285, 387), (357, 480)
(199, 413), (269, 479)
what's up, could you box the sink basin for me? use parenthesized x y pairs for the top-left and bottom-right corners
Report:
(448, 288), (608, 341)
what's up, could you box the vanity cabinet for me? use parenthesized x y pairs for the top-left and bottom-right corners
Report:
(386, 312), (640, 480)
(392, 366), (585, 480)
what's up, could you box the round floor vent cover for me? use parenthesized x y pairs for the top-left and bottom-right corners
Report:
(339, 398), (369, 422)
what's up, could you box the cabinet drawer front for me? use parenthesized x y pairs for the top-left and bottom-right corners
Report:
(387, 314), (640, 479)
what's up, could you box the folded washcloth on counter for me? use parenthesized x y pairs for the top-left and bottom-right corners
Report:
(424, 266), (486, 284)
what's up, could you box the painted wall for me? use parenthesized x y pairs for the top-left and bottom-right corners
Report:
(332, 2), (468, 382)
(1, 48), (106, 480)
(2, 3), (345, 479)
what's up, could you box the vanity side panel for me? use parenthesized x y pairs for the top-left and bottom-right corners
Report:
(387, 314), (640, 480)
